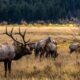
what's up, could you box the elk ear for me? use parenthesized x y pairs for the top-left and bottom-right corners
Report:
(46, 37), (50, 43)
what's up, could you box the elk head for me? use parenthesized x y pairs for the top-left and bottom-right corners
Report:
(4, 27), (32, 60)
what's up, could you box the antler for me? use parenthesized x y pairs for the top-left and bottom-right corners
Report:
(5, 26), (23, 45)
(16, 27), (30, 45)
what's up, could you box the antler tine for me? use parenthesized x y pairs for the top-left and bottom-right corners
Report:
(18, 27), (24, 37)
(20, 27), (26, 39)
(18, 27), (27, 44)
(10, 27), (14, 35)
(5, 26), (7, 34)
(5, 26), (13, 36)
(19, 27), (21, 35)
(5, 26), (8, 34)
(23, 29), (31, 44)
(5, 26), (10, 36)
(18, 27), (24, 40)
(23, 29), (26, 38)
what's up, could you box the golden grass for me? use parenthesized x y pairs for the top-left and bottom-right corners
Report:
(0, 24), (79, 80)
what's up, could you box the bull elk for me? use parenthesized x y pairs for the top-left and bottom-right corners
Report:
(0, 27), (31, 77)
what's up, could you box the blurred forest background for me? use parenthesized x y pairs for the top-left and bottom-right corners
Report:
(0, 0), (80, 24)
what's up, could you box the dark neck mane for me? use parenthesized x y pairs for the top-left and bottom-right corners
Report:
(13, 46), (25, 60)
(13, 53), (23, 60)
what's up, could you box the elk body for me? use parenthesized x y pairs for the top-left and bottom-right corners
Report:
(69, 42), (80, 53)
(0, 43), (15, 60)
(0, 27), (31, 77)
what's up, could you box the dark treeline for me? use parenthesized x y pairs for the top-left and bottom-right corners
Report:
(0, 0), (80, 23)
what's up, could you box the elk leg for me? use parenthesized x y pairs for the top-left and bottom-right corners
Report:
(51, 51), (57, 60)
(45, 51), (50, 58)
(40, 50), (44, 59)
(4, 60), (8, 77)
(45, 52), (48, 58)
(35, 49), (39, 58)
(8, 60), (11, 75)
(51, 52), (53, 58)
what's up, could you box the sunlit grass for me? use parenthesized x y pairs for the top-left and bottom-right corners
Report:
(0, 24), (79, 80)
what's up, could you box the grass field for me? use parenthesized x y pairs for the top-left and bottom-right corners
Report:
(0, 24), (80, 80)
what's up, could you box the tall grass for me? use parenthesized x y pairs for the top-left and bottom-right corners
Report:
(0, 25), (79, 80)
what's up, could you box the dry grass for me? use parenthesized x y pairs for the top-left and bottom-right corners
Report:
(0, 24), (80, 80)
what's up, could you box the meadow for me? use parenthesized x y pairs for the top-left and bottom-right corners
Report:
(0, 24), (80, 80)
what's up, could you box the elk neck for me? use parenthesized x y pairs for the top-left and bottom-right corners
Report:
(13, 46), (26, 60)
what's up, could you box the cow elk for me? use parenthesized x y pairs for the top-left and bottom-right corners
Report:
(45, 41), (58, 59)
(69, 42), (80, 53)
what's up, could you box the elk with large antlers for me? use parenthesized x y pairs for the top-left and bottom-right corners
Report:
(0, 27), (31, 77)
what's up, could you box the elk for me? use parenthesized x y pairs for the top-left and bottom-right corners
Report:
(45, 41), (58, 59)
(1, 27), (31, 77)
(69, 42), (80, 53)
